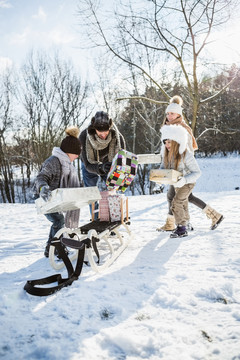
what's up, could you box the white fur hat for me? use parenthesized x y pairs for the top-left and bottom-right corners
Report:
(160, 125), (188, 154)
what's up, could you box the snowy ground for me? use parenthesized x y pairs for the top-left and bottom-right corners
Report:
(0, 154), (240, 360)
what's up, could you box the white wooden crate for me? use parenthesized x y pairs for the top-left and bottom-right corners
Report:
(35, 186), (102, 214)
(137, 153), (162, 164)
(150, 169), (182, 185)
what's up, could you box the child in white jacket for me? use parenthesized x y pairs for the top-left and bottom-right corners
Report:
(160, 124), (201, 238)
(159, 95), (223, 231)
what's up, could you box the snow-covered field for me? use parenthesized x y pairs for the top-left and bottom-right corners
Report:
(0, 154), (240, 360)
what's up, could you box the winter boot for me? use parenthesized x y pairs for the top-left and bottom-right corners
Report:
(156, 214), (175, 232)
(170, 225), (188, 238)
(203, 205), (224, 230)
(186, 222), (194, 231)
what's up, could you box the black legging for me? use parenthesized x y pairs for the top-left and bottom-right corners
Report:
(167, 185), (206, 215)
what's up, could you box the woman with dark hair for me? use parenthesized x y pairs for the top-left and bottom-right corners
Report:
(80, 111), (126, 189)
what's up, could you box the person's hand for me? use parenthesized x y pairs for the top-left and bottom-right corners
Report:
(175, 177), (186, 188)
(100, 161), (112, 174)
(40, 185), (52, 202)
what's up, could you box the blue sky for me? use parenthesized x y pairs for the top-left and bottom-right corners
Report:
(0, 0), (89, 72)
(0, 0), (239, 76)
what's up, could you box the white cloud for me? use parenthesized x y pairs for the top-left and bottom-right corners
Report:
(0, 0), (12, 8)
(10, 27), (31, 45)
(32, 6), (47, 22)
(0, 57), (12, 71)
(49, 29), (75, 45)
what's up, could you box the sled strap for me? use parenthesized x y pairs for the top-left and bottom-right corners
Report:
(91, 236), (100, 264)
(62, 236), (100, 264)
(24, 240), (85, 297)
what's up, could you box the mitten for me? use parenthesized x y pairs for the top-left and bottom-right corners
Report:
(40, 185), (52, 202)
(175, 177), (186, 188)
(99, 161), (112, 174)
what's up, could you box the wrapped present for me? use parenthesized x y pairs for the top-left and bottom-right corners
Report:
(98, 191), (128, 223)
(108, 194), (127, 222)
(99, 191), (111, 221)
(106, 149), (138, 192)
(149, 169), (182, 185)
(35, 187), (101, 215)
(137, 153), (162, 164)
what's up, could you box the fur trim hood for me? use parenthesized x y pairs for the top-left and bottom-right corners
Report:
(160, 124), (188, 154)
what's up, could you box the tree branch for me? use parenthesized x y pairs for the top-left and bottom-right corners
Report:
(116, 96), (168, 105)
(200, 69), (240, 103)
(88, 1), (170, 100)
(196, 127), (240, 140)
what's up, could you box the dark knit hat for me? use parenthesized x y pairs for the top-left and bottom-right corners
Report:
(90, 111), (113, 132)
(60, 126), (81, 155)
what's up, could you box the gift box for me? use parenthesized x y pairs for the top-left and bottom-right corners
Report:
(108, 194), (127, 222)
(149, 169), (182, 185)
(99, 191), (111, 221)
(106, 149), (138, 192)
(35, 187), (102, 215)
(98, 191), (128, 223)
(137, 153), (162, 164)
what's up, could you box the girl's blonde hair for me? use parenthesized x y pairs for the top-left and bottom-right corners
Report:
(163, 140), (185, 170)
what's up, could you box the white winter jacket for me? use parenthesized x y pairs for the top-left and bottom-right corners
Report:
(161, 149), (201, 185)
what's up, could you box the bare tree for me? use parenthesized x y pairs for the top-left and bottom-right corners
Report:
(87, 55), (130, 122)
(196, 65), (240, 154)
(0, 71), (15, 202)
(18, 51), (89, 168)
(77, 0), (239, 135)
(52, 54), (90, 128)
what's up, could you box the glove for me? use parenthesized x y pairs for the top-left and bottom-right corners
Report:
(99, 161), (112, 174)
(175, 177), (186, 188)
(40, 185), (52, 202)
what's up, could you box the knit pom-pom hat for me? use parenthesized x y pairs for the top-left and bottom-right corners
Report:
(161, 124), (188, 154)
(60, 126), (81, 155)
(165, 95), (183, 116)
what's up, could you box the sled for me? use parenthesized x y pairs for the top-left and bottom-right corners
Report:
(24, 188), (133, 297)
(149, 169), (182, 185)
(48, 193), (133, 273)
